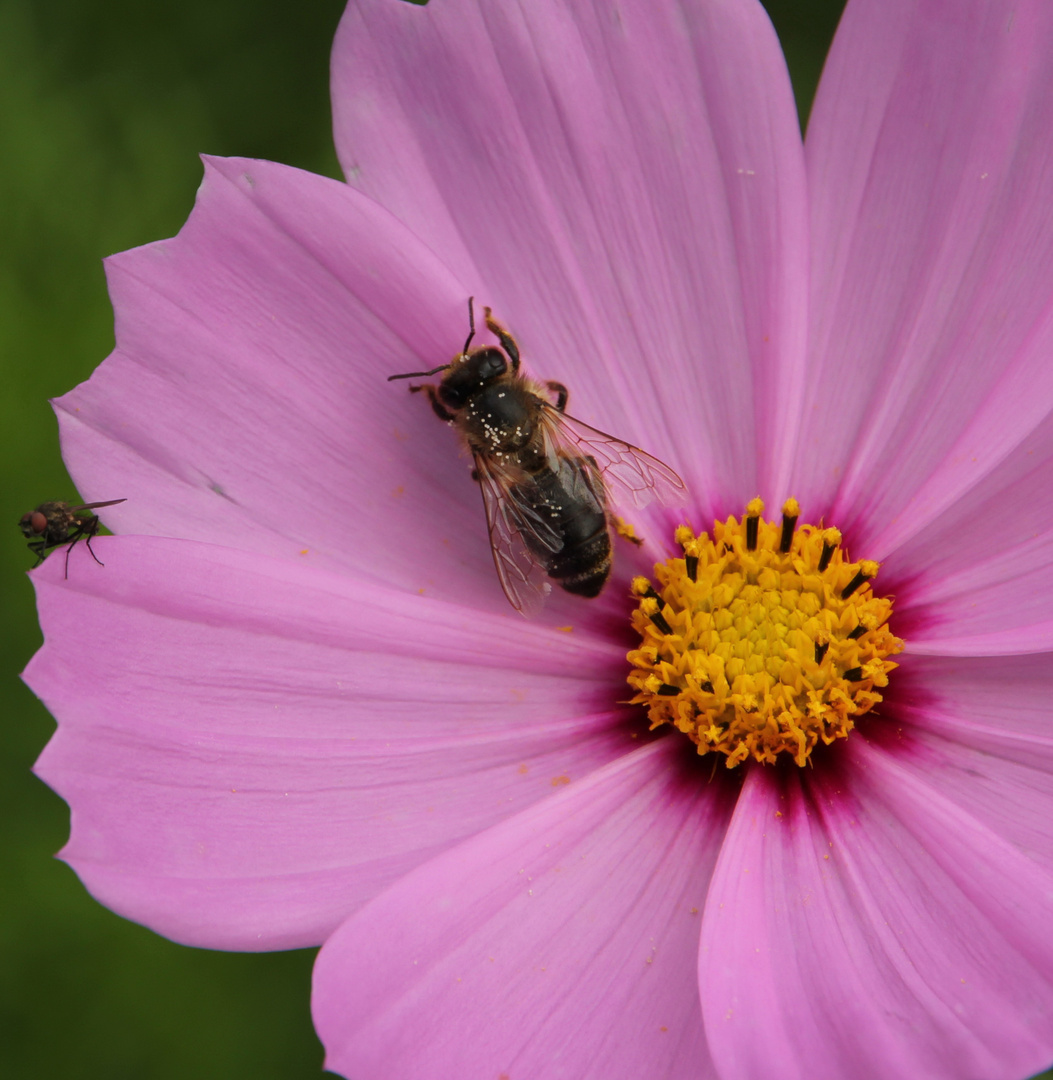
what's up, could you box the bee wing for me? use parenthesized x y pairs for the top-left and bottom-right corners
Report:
(540, 406), (687, 510)
(474, 457), (558, 617)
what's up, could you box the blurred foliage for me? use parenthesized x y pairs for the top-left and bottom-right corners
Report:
(1, 0), (343, 1076)
(2, 1), (1050, 1079)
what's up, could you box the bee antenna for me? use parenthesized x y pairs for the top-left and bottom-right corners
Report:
(387, 364), (451, 382)
(462, 296), (476, 356)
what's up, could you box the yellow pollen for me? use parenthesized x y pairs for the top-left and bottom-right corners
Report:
(627, 498), (904, 768)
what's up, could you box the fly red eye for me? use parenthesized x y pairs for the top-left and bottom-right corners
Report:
(29, 511), (48, 534)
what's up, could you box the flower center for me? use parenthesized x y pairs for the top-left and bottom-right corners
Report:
(627, 498), (904, 768)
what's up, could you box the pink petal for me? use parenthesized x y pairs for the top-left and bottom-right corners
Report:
(906, 623), (1053, 657)
(881, 410), (1053, 652)
(54, 154), (533, 610)
(795, 0), (1053, 546)
(890, 652), (1053, 871)
(332, 0), (809, 515)
(313, 738), (731, 1080)
(25, 537), (630, 950)
(700, 744), (1053, 1080)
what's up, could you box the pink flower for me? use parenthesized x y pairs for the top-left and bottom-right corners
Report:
(24, 0), (1053, 1077)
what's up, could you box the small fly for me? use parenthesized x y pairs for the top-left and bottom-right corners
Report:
(19, 499), (126, 578)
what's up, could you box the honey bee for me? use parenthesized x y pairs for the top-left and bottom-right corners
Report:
(19, 499), (126, 578)
(389, 301), (685, 614)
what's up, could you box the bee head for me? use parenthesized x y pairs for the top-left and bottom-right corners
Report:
(438, 346), (508, 409)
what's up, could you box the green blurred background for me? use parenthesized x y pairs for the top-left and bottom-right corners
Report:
(3, 1), (1050, 1078)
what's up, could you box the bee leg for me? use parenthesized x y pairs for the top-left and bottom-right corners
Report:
(546, 381), (569, 412)
(483, 308), (520, 372)
(413, 383), (457, 422)
(27, 540), (46, 567)
(611, 514), (645, 547)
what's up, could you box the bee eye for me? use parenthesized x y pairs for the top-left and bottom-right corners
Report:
(439, 385), (466, 409)
(29, 512), (48, 534)
(475, 348), (507, 380)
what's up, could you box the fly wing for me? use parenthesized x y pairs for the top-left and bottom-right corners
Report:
(540, 406), (687, 510)
(72, 499), (127, 512)
(474, 456), (559, 617)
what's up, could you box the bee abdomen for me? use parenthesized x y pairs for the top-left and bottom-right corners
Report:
(547, 532), (612, 597)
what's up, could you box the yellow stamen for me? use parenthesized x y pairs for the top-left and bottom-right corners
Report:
(627, 500), (903, 768)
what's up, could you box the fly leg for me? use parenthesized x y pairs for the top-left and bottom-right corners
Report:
(79, 518), (106, 568)
(26, 539), (46, 567)
(58, 522), (100, 578)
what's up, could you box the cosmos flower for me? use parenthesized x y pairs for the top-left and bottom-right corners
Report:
(24, 0), (1053, 1077)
